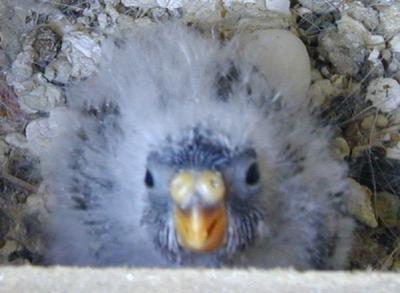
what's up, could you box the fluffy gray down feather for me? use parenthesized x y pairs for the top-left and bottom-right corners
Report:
(36, 24), (354, 269)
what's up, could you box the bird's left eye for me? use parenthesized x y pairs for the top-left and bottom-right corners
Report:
(145, 169), (154, 188)
(245, 163), (260, 185)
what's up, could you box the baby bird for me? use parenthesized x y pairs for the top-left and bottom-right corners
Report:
(37, 24), (353, 269)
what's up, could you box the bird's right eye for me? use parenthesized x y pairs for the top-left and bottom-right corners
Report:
(245, 162), (260, 186)
(145, 169), (154, 188)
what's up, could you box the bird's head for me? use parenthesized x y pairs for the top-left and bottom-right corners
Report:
(141, 128), (266, 262)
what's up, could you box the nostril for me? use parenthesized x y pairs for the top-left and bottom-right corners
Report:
(210, 178), (221, 189)
(198, 171), (225, 204)
(170, 172), (195, 206)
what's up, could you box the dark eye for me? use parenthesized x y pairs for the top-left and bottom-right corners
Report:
(245, 163), (260, 185)
(145, 169), (154, 188)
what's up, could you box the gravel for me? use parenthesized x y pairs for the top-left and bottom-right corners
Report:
(1, 0), (400, 270)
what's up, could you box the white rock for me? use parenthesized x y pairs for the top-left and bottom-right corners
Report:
(368, 48), (380, 62)
(26, 192), (47, 211)
(123, 0), (269, 10)
(345, 1), (379, 31)
(25, 183), (50, 215)
(225, 0), (260, 5)
(61, 31), (102, 79)
(337, 15), (370, 47)
(8, 50), (34, 83)
(97, 13), (109, 30)
(367, 35), (385, 50)
(19, 74), (63, 113)
(26, 107), (82, 157)
(238, 29), (311, 105)
(386, 142), (400, 160)
(134, 17), (156, 27)
(318, 15), (369, 77)
(265, 0), (290, 15)
(366, 78), (400, 112)
(373, 0), (396, 4)
(299, 0), (343, 14)
(25, 118), (61, 156)
(377, 4), (400, 39)
(116, 15), (138, 32)
(365, 48), (385, 80)
(44, 56), (73, 84)
(390, 33), (400, 53)
(9, 79), (35, 97)
(157, 0), (183, 9)
(121, 0), (157, 7)
(104, 2), (120, 24)
(4, 133), (28, 149)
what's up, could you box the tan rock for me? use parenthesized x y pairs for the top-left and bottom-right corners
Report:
(375, 191), (400, 228)
(348, 179), (378, 228)
(334, 137), (350, 159)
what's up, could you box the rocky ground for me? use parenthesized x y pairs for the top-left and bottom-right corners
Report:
(0, 0), (399, 270)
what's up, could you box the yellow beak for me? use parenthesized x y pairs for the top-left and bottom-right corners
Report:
(174, 205), (227, 252)
(170, 171), (227, 252)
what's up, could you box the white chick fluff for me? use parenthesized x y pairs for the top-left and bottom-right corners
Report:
(35, 23), (353, 269)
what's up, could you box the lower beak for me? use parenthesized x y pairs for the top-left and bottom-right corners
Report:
(174, 205), (227, 253)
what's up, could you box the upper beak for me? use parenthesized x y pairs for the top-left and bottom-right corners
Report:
(170, 171), (227, 253)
